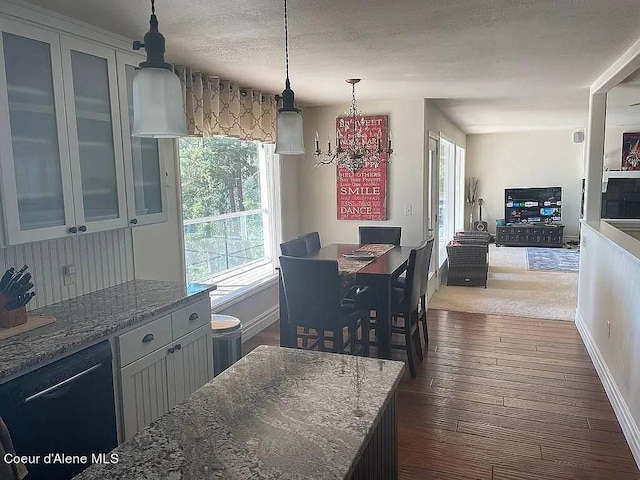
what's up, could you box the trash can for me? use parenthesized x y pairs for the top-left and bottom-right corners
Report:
(211, 314), (242, 376)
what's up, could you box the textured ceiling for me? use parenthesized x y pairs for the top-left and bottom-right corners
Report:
(18, 0), (640, 133)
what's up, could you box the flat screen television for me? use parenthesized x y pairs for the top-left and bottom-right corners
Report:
(505, 187), (562, 224)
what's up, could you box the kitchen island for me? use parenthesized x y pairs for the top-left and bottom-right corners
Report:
(74, 346), (405, 480)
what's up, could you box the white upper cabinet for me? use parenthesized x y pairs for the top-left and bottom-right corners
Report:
(61, 36), (127, 234)
(0, 20), (76, 245)
(116, 52), (168, 227)
(0, 16), (169, 246)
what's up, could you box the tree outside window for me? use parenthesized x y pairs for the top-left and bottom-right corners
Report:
(180, 136), (269, 283)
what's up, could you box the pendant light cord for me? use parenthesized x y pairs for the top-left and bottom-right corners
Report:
(151, 0), (155, 15)
(284, 0), (290, 83)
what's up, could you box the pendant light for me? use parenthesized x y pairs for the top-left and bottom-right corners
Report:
(132, 0), (187, 138)
(275, 0), (305, 155)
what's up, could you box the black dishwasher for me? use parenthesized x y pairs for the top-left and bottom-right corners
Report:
(0, 341), (118, 480)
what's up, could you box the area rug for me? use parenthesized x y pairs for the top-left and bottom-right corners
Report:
(526, 247), (580, 273)
(429, 245), (578, 321)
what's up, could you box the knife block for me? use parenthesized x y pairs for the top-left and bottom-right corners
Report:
(0, 292), (28, 328)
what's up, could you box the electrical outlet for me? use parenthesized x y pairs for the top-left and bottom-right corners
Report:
(607, 321), (611, 339)
(63, 265), (76, 286)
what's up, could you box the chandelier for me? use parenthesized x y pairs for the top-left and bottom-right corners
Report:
(314, 79), (393, 173)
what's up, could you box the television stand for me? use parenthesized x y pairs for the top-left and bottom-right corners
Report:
(496, 224), (564, 248)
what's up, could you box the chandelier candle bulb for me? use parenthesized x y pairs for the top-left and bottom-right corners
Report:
(315, 79), (393, 173)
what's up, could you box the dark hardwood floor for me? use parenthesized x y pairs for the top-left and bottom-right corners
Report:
(242, 310), (640, 480)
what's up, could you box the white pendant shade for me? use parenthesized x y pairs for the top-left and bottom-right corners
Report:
(132, 67), (187, 138)
(275, 110), (304, 155)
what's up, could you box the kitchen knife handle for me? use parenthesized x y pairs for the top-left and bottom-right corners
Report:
(0, 269), (15, 290)
(20, 292), (36, 308)
(16, 273), (31, 285)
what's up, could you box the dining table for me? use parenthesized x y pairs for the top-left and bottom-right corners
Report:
(279, 243), (415, 359)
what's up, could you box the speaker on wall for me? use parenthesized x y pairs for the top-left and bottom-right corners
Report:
(573, 131), (585, 144)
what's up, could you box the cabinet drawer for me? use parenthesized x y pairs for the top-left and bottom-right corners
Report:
(171, 298), (211, 339)
(118, 314), (172, 367)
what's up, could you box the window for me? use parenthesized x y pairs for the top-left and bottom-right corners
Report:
(438, 137), (455, 266)
(455, 145), (466, 232)
(179, 137), (279, 297)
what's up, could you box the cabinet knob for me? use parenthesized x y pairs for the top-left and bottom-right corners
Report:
(69, 226), (78, 234)
(78, 225), (87, 233)
(188, 313), (199, 321)
(142, 333), (154, 343)
(130, 218), (138, 225)
(175, 343), (181, 350)
(168, 347), (175, 354)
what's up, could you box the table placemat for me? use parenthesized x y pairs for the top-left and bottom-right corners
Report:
(0, 315), (56, 340)
(338, 243), (395, 293)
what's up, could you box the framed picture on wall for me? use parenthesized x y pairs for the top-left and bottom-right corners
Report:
(336, 114), (389, 220)
(621, 132), (640, 170)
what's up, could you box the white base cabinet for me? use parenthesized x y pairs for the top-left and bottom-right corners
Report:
(117, 299), (213, 441)
(120, 342), (174, 439)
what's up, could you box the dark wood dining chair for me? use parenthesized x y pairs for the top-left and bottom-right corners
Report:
(280, 237), (308, 257)
(359, 226), (402, 246)
(278, 237), (309, 347)
(391, 237), (434, 344)
(299, 231), (321, 254)
(369, 240), (429, 377)
(279, 256), (370, 354)
(418, 238), (435, 344)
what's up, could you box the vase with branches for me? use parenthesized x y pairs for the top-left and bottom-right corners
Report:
(466, 177), (479, 229)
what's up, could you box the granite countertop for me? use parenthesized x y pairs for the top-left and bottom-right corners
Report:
(0, 280), (215, 382)
(74, 345), (405, 480)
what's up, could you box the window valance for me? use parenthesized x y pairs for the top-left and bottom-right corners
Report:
(174, 65), (277, 143)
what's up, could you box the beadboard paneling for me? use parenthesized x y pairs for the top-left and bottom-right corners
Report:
(0, 229), (134, 310)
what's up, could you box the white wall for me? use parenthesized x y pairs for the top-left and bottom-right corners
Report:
(425, 100), (467, 147)
(466, 130), (584, 238)
(604, 125), (640, 171)
(279, 155), (301, 241)
(298, 99), (426, 246)
(577, 221), (640, 464)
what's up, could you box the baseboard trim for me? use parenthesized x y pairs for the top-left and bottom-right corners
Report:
(575, 311), (640, 468)
(241, 305), (279, 342)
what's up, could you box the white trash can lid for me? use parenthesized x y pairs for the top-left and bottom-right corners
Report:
(211, 314), (241, 333)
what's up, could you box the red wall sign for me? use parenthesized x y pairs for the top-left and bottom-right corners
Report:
(336, 114), (388, 220)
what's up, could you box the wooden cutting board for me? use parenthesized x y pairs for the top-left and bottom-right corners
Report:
(0, 315), (56, 340)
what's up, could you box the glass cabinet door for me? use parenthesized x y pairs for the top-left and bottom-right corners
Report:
(0, 21), (76, 244)
(117, 52), (167, 226)
(61, 36), (127, 233)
